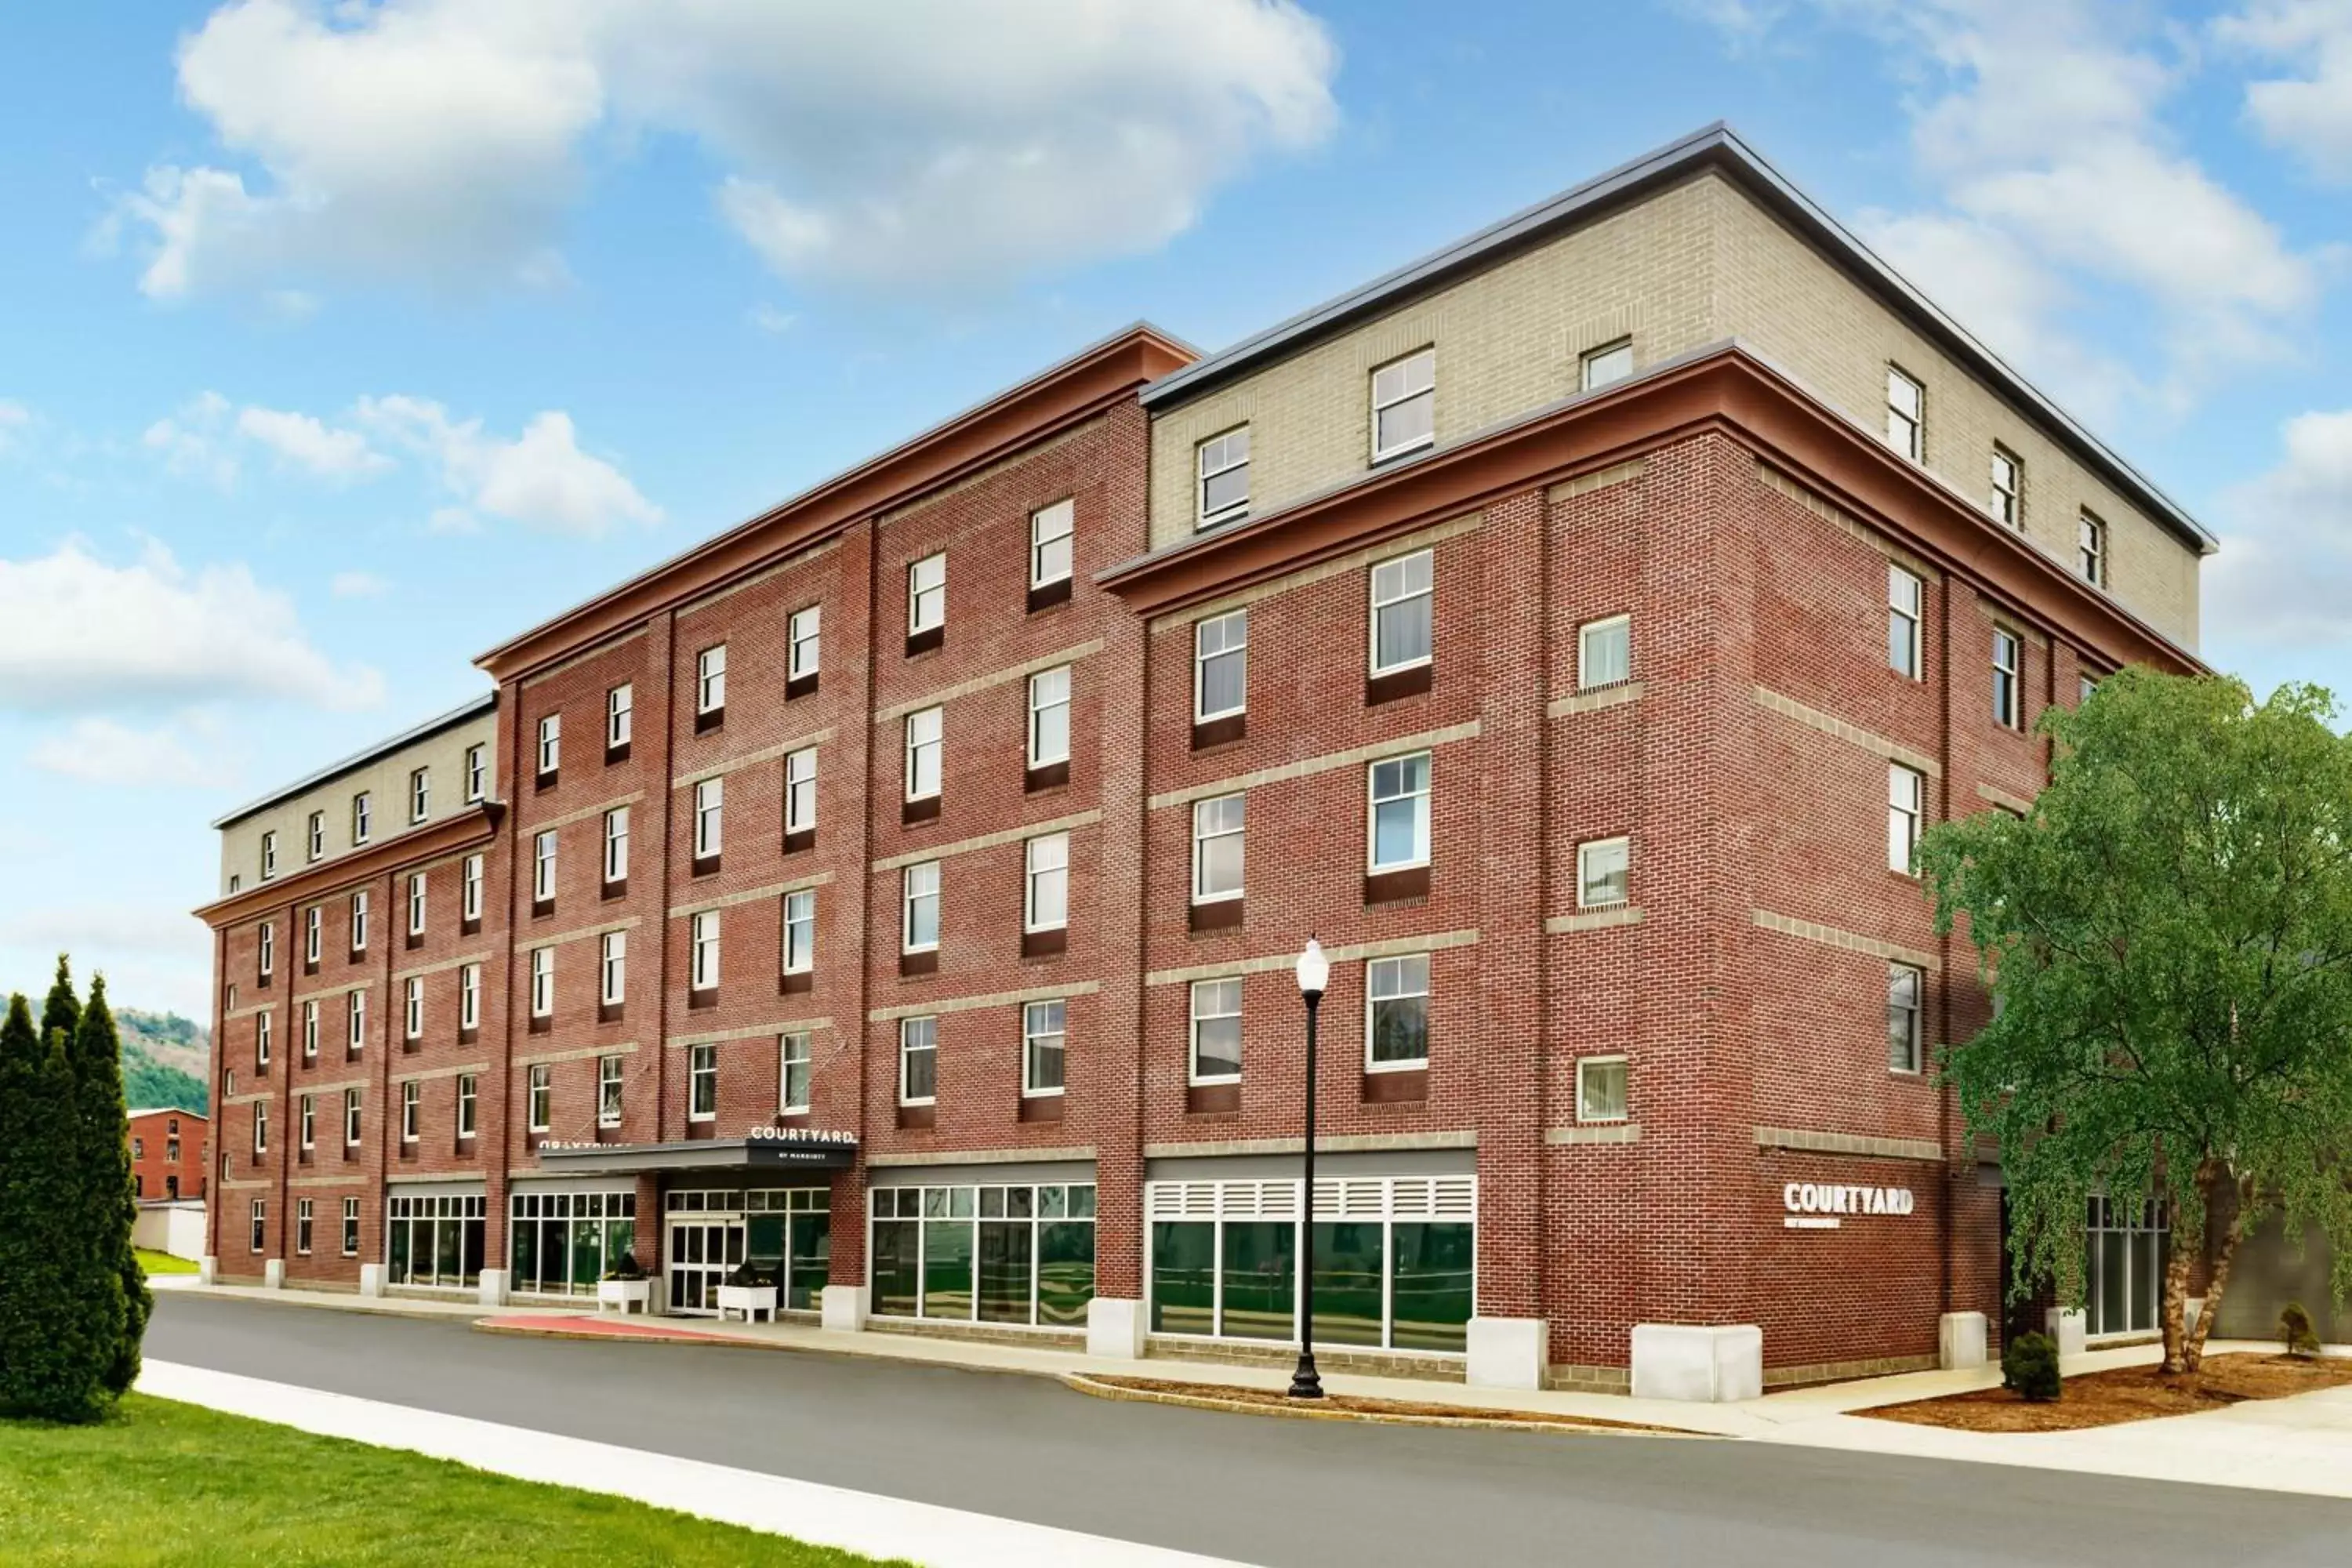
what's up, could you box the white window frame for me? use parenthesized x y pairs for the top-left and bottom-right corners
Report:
(352, 791), (372, 845)
(260, 830), (278, 880)
(1580, 337), (1634, 392)
(462, 853), (484, 923)
(1889, 564), (1924, 681)
(305, 906), (321, 964)
(303, 999), (319, 1061)
(690, 910), (721, 992)
(1022, 999), (1065, 1098)
(1191, 794), (1244, 904)
(1577, 837), (1630, 909)
(1188, 977), (1243, 1086)
(1886, 366), (1924, 462)
(527, 1065), (550, 1133)
(1366, 752), (1432, 873)
(465, 744), (487, 803)
(1029, 498), (1074, 589)
(459, 963), (481, 1030)
(782, 889), (816, 976)
(408, 766), (430, 824)
(2078, 510), (2105, 586)
(253, 1102), (268, 1155)
(907, 552), (946, 636)
(249, 1198), (265, 1253)
(1577, 1054), (1629, 1123)
(784, 747), (818, 834)
(1991, 448), (2022, 528)
(403, 874), (425, 938)
(1027, 666), (1071, 768)
(341, 1196), (359, 1257)
(1577, 615), (1632, 691)
(537, 714), (561, 776)
(600, 931), (626, 1007)
(1364, 953), (1432, 1073)
(1889, 764), (1925, 874)
(457, 1073), (477, 1139)
(529, 947), (554, 1018)
(788, 604), (821, 679)
(599, 1055), (624, 1127)
(347, 989), (366, 1052)
(902, 862), (940, 953)
(1368, 548), (1434, 676)
(306, 811), (325, 862)
(779, 1032), (812, 1116)
(401, 1080), (419, 1144)
(350, 891), (369, 952)
(1370, 347), (1436, 463)
(608, 683), (633, 749)
(256, 1010), (272, 1067)
(904, 706), (942, 801)
(533, 829), (557, 902)
(1992, 627), (2023, 729)
(1196, 426), (1250, 528)
(604, 806), (629, 884)
(1889, 964), (1924, 1075)
(1192, 609), (1247, 721)
(299, 1093), (314, 1150)
(403, 976), (423, 1041)
(344, 1088), (362, 1147)
(259, 922), (275, 978)
(297, 1197), (314, 1255)
(1024, 833), (1069, 933)
(696, 644), (728, 714)
(693, 778), (724, 858)
(688, 1042), (718, 1122)
(898, 1017), (937, 1107)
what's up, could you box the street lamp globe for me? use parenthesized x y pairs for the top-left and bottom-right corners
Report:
(1295, 938), (1328, 1000)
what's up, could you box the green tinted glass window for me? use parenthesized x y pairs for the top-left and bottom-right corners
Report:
(1310, 1222), (1385, 1347)
(1220, 1220), (1295, 1341)
(1150, 1221), (1214, 1334)
(1038, 1221), (1095, 1328)
(1391, 1221), (1473, 1352)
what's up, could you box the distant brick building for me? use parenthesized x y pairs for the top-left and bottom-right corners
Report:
(196, 125), (2209, 1395)
(128, 1107), (206, 1203)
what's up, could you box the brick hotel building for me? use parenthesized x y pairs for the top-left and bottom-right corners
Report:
(196, 126), (2208, 1396)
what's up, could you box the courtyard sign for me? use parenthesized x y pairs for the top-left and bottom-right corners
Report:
(1782, 1182), (1914, 1230)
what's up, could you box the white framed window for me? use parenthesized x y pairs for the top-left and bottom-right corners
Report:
(898, 1017), (937, 1105)
(401, 1080), (419, 1143)
(405, 872), (427, 936)
(459, 962), (481, 1030)
(688, 1042), (718, 1121)
(457, 1073), (477, 1138)
(1027, 666), (1071, 768)
(907, 552), (947, 636)
(1024, 833), (1069, 932)
(693, 778), (724, 858)
(256, 1011), (272, 1067)
(784, 747), (818, 834)
(1196, 426), (1250, 528)
(1581, 338), (1633, 392)
(249, 1197), (266, 1253)
(1366, 953), (1431, 1071)
(608, 683), (633, 749)
(1189, 978), (1243, 1084)
(1030, 498), (1074, 588)
(1370, 347), (1436, 461)
(1369, 549), (1433, 675)
(1193, 610), (1247, 721)
(299, 1094), (314, 1149)
(533, 829), (557, 902)
(297, 1197), (314, 1255)
(600, 931), (626, 1006)
(599, 1055), (624, 1127)
(1578, 615), (1631, 690)
(1889, 763), (1925, 873)
(904, 706), (942, 800)
(690, 910), (721, 991)
(464, 744), (487, 803)
(260, 831), (278, 880)
(403, 976), (423, 1040)
(788, 604), (821, 679)
(696, 644), (728, 713)
(604, 806), (629, 883)
(782, 889), (816, 975)
(1888, 964), (1923, 1073)
(1577, 837), (1630, 908)
(409, 767), (430, 823)
(1886, 366), (1923, 461)
(1367, 752), (1432, 871)
(302, 999), (319, 1060)
(347, 989), (366, 1051)
(1191, 794), (1244, 903)
(342, 1196), (359, 1257)
(343, 1088), (362, 1146)
(527, 1065), (550, 1133)
(1991, 448), (2022, 528)
(529, 947), (554, 1018)
(1992, 627), (2023, 729)
(352, 792), (372, 845)
(902, 862), (940, 953)
(305, 906), (321, 964)
(259, 922), (275, 978)
(346, 893), (370, 956)
(462, 853), (484, 922)
(537, 713), (561, 776)
(1022, 1000), (1065, 1097)
(306, 811), (325, 862)
(1889, 564), (1923, 680)
(252, 1102), (268, 1154)
(779, 1032), (812, 1115)
(1577, 1055), (1629, 1123)
(2078, 511), (2105, 586)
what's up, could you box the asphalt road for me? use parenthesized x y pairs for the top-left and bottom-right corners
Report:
(149, 1294), (2352, 1567)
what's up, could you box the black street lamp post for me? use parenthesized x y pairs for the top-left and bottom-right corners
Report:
(1288, 938), (1329, 1400)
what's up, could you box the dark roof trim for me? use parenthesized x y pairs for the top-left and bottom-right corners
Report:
(1141, 122), (2213, 556)
(210, 691), (497, 829)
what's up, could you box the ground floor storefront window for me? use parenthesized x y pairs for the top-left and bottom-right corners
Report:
(2086, 1196), (2169, 1338)
(664, 1188), (829, 1314)
(1146, 1175), (1475, 1353)
(510, 1189), (636, 1296)
(869, 1182), (1094, 1327)
(386, 1192), (485, 1288)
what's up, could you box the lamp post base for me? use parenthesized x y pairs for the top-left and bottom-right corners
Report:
(1287, 1350), (1325, 1399)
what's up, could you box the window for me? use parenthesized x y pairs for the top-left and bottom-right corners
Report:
(250, 1199), (266, 1254)
(347, 989), (366, 1052)
(252, 1103), (268, 1154)
(1189, 978), (1242, 1084)
(1888, 964), (1923, 1073)
(1367, 954), (1431, 1071)
(1577, 1056), (1629, 1123)
(2078, 511), (2105, 586)
(296, 1197), (314, 1255)
(409, 767), (430, 823)
(1581, 338), (1633, 392)
(784, 747), (818, 834)
(229, 874), (241, 894)
(533, 829), (557, 902)
(2085, 1196), (2169, 1338)
(607, 684), (633, 749)
(352, 792), (372, 844)
(465, 742), (487, 803)
(1030, 499), (1074, 588)
(1369, 549), (1433, 674)
(599, 1055), (624, 1127)
(1371, 347), (1436, 461)
(902, 862), (941, 952)
(1192, 795), (1244, 903)
(457, 1073), (477, 1138)
(462, 853), (484, 923)
(302, 1000), (318, 1060)
(260, 830), (278, 880)
(693, 778), (724, 859)
(2081, 674), (2099, 706)
(305, 907), (321, 964)
(1193, 610), (1247, 720)
(459, 963), (481, 1030)
(779, 1032), (812, 1115)
(527, 1065), (550, 1133)
(401, 1081), (420, 1143)
(789, 604), (821, 679)
(1991, 628), (2023, 729)
(344, 1088), (362, 1146)
(1577, 837), (1630, 908)
(259, 922), (275, 978)
(907, 552), (946, 636)
(1578, 615), (1631, 690)
(350, 891), (370, 951)
(403, 977), (423, 1040)
(690, 911), (721, 992)
(1889, 564), (1924, 679)
(1886, 366), (1923, 461)
(782, 889), (815, 975)
(904, 706), (942, 800)
(688, 1042), (718, 1121)
(898, 1017), (937, 1105)
(1991, 448), (2022, 528)
(1023, 1000), (1065, 1097)
(537, 713), (561, 776)
(299, 1094), (314, 1149)
(604, 806), (629, 883)
(307, 810), (325, 862)
(256, 1011), (272, 1067)
(1025, 833), (1069, 932)
(1889, 764), (1925, 873)
(1027, 667), (1071, 768)
(1367, 753), (1432, 871)
(1196, 427), (1250, 528)
(530, 948), (554, 1017)
(696, 644), (727, 714)
(600, 931), (626, 1006)
(342, 1197), (359, 1257)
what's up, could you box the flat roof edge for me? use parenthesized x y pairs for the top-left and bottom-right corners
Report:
(210, 690), (498, 829)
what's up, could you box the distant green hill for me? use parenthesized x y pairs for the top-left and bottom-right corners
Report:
(117, 1008), (209, 1115)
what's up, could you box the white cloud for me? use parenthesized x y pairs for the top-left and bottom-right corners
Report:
(2207, 408), (2352, 649)
(142, 390), (239, 488)
(356, 395), (659, 535)
(109, 0), (1338, 300)
(328, 569), (390, 597)
(28, 717), (235, 789)
(0, 902), (217, 1018)
(2216, 1), (2352, 181)
(0, 538), (382, 713)
(235, 405), (390, 479)
(747, 302), (797, 336)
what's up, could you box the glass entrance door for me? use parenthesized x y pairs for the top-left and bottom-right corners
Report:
(666, 1218), (743, 1315)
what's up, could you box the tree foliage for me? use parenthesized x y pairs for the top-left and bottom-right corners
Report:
(1916, 669), (2352, 1373)
(77, 978), (146, 1396)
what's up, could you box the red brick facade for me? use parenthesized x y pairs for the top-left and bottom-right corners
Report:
(128, 1108), (205, 1203)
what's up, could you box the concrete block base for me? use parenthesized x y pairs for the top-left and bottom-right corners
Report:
(477, 1268), (510, 1308)
(198, 1255), (218, 1287)
(2045, 1307), (2087, 1358)
(1938, 1311), (1988, 1370)
(263, 1258), (285, 1290)
(1465, 1316), (1549, 1390)
(358, 1263), (387, 1298)
(820, 1284), (869, 1333)
(1630, 1323), (1763, 1403)
(1086, 1297), (1147, 1360)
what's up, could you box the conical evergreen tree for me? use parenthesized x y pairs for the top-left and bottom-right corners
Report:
(0, 994), (34, 1397)
(40, 954), (79, 1051)
(76, 977), (143, 1396)
(0, 1019), (110, 1421)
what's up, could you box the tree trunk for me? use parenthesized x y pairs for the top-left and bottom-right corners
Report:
(2183, 1172), (2255, 1374)
(2160, 1243), (2193, 1374)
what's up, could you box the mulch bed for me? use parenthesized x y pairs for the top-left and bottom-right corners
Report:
(1864, 1353), (2352, 1432)
(1079, 1375), (1677, 1434)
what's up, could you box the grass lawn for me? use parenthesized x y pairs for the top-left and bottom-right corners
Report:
(133, 1249), (198, 1276)
(0, 1394), (906, 1566)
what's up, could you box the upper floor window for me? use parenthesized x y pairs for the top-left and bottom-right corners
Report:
(461, 853), (484, 923)
(459, 963), (481, 1029)
(696, 645), (728, 716)
(608, 684), (633, 750)
(406, 872), (426, 935)
(1196, 427), (1250, 528)
(1189, 978), (1243, 1085)
(1030, 499), (1074, 589)
(785, 747), (818, 835)
(780, 1032), (813, 1115)
(1578, 615), (1631, 690)
(601, 931), (626, 1006)
(693, 778), (724, 860)
(351, 792), (372, 845)
(1366, 953), (1431, 1072)
(408, 767), (430, 824)
(1367, 753), (1432, 872)
(260, 831), (278, 880)
(1192, 794), (1244, 904)
(1194, 610), (1247, 721)
(1889, 564), (1923, 679)
(905, 706), (943, 801)
(350, 890), (369, 951)
(689, 1042), (719, 1120)
(305, 907), (322, 964)
(1886, 366), (1923, 462)
(1889, 764), (1924, 873)
(788, 604), (821, 680)
(1580, 338), (1633, 392)
(600, 1054), (625, 1127)
(529, 948), (554, 1018)
(464, 744), (487, 803)
(307, 811), (325, 861)
(902, 862), (941, 953)
(1991, 627), (2023, 730)
(1371, 348), (1436, 462)
(403, 977), (423, 1041)
(690, 911), (721, 992)
(527, 1065), (551, 1132)
(782, 889), (816, 975)
(1024, 833), (1069, 933)
(1028, 667), (1071, 768)
(604, 806), (629, 884)
(533, 829), (557, 902)
(898, 1017), (937, 1106)
(537, 714), (561, 778)
(1369, 549), (1433, 675)
(343, 1089), (363, 1145)
(1577, 1056), (1629, 1123)
(1022, 1000), (1065, 1098)
(258, 922), (275, 978)
(1991, 448), (2022, 528)
(1577, 837), (1630, 908)
(457, 1073), (477, 1139)
(2078, 511), (2105, 586)
(908, 553), (947, 637)
(1888, 964), (1923, 1073)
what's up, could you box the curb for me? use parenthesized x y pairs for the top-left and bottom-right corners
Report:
(1058, 1373), (1708, 1439)
(472, 1319), (759, 1350)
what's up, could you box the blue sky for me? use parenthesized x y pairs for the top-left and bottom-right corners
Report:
(3, 0), (2349, 1018)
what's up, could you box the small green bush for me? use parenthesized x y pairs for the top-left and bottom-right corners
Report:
(2279, 1301), (2321, 1358)
(2002, 1331), (2062, 1402)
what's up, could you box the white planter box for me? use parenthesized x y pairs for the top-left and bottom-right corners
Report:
(597, 1278), (652, 1315)
(717, 1283), (779, 1323)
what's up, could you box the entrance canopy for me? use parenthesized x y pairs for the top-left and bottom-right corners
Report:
(534, 1128), (855, 1177)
